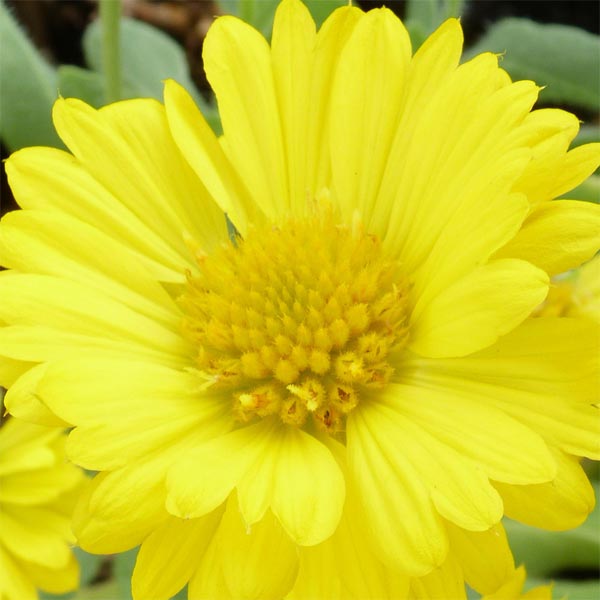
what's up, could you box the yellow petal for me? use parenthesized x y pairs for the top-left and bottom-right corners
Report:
(5, 147), (187, 282)
(0, 416), (59, 451)
(347, 401), (447, 575)
(73, 469), (166, 554)
(0, 546), (37, 600)
(37, 358), (229, 470)
(20, 552), (79, 596)
(494, 200), (600, 276)
(163, 79), (257, 234)
(305, 4), (362, 192)
(372, 18), (463, 240)
(387, 382), (557, 485)
(188, 535), (233, 600)
(218, 500), (299, 600)
(408, 187), (530, 320)
(0, 506), (72, 569)
(510, 107), (579, 154)
(203, 14), (287, 219)
(409, 553), (466, 599)
(482, 565), (527, 600)
(0, 209), (180, 326)
(0, 354), (33, 389)
(166, 420), (272, 521)
(52, 97), (227, 254)
(494, 450), (595, 530)
(0, 438), (56, 477)
(458, 319), (600, 459)
(286, 539), (342, 600)
(37, 359), (214, 425)
(269, 426), (345, 545)
(404, 18), (464, 119)
(166, 420), (345, 546)
(291, 463), (410, 599)
(0, 273), (191, 367)
(132, 511), (222, 600)
(446, 521), (515, 595)
(330, 7), (411, 225)
(73, 424), (213, 554)
(410, 259), (549, 358)
(271, 0), (317, 215)
(515, 141), (600, 204)
(0, 324), (188, 370)
(375, 394), (504, 531)
(407, 316), (599, 403)
(0, 462), (81, 506)
(4, 366), (68, 427)
(522, 583), (554, 600)
(382, 49), (538, 299)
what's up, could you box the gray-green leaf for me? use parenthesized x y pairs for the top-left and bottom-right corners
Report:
(0, 0), (62, 151)
(405, 0), (466, 48)
(304, 0), (347, 27)
(217, 0), (279, 38)
(57, 66), (105, 109)
(82, 15), (221, 132)
(465, 18), (600, 112)
(217, 0), (347, 38)
(83, 16), (203, 107)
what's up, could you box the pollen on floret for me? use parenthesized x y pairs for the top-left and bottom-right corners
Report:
(181, 208), (410, 435)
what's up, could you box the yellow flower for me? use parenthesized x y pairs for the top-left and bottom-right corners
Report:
(0, 417), (85, 600)
(1, 0), (599, 598)
(536, 255), (600, 322)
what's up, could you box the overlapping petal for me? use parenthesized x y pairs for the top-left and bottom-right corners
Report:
(166, 419), (344, 546)
(0, 1), (598, 598)
(0, 419), (85, 600)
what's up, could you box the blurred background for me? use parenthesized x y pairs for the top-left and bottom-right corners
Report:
(0, 1), (598, 599)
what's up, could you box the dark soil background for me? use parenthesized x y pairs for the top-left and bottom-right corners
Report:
(1, 0), (599, 216)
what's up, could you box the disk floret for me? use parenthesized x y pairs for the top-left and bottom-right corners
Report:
(182, 213), (410, 434)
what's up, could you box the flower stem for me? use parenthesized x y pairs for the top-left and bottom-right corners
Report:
(100, 0), (122, 103)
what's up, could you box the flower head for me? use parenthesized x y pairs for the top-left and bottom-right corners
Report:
(0, 418), (85, 600)
(536, 255), (600, 322)
(1, 0), (599, 597)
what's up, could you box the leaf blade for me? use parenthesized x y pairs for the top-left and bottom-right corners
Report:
(465, 18), (600, 111)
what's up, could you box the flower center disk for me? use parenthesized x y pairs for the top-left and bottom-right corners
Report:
(182, 212), (410, 435)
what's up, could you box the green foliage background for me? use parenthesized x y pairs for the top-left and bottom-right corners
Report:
(1, 0), (599, 598)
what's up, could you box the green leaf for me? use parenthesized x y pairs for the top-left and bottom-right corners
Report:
(526, 576), (600, 600)
(561, 174), (600, 204)
(82, 16), (221, 132)
(0, 0), (62, 151)
(443, 0), (466, 19)
(304, 0), (347, 27)
(404, 19), (429, 51)
(57, 66), (105, 108)
(573, 124), (600, 148)
(113, 548), (137, 600)
(75, 548), (105, 587)
(405, 0), (467, 49)
(464, 18), (600, 111)
(83, 17), (202, 106)
(217, 0), (345, 37)
(70, 580), (120, 600)
(407, 0), (442, 28)
(216, 0), (279, 38)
